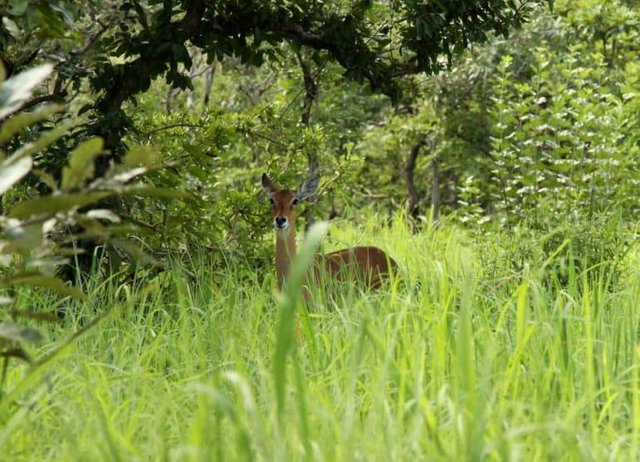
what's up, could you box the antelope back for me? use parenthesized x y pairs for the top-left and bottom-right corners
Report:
(314, 246), (397, 289)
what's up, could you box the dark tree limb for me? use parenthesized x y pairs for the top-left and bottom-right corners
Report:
(295, 48), (320, 174)
(295, 49), (322, 231)
(431, 154), (440, 222)
(296, 49), (318, 128)
(405, 140), (426, 220)
(96, 2), (403, 120)
(92, 0), (549, 152)
(405, 137), (440, 222)
(97, 0), (207, 115)
(70, 20), (112, 56)
(18, 94), (64, 112)
(203, 65), (215, 106)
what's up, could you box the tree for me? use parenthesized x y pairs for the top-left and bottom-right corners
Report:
(2, 0), (551, 153)
(0, 0), (554, 274)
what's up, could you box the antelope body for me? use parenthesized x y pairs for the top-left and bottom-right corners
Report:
(262, 173), (397, 291)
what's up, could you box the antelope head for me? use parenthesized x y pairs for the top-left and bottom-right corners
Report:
(262, 173), (320, 235)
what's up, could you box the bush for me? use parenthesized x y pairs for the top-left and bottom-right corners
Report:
(0, 63), (175, 404)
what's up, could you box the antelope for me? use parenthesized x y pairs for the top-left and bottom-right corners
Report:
(262, 173), (398, 292)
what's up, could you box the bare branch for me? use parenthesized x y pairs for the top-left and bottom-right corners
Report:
(143, 123), (204, 137)
(405, 140), (426, 219)
(70, 20), (112, 56)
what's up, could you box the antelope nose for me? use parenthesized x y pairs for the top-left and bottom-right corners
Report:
(275, 216), (287, 227)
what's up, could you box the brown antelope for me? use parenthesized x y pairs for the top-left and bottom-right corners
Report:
(262, 173), (398, 291)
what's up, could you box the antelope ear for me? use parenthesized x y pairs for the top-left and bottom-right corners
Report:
(294, 174), (320, 202)
(261, 173), (276, 194)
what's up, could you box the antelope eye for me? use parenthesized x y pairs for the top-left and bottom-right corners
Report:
(291, 198), (299, 206)
(269, 197), (275, 205)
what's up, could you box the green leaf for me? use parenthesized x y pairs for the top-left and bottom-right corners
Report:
(2, 273), (87, 300)
(0, 322), (43, 344)
(7, 310), (62, 323)
(86, 209), (121, 223)
(0, 154), (32, 195)
(2, 17), (21, 38)
(61, 137), (104, 191)
(3, 221), (42, 253)
(8, 191), (112, 219)
(9, 0), (29, 16)
(122, 146), (161, 168)
(110, 167), (147, 183)
(33, 168), (59, 191)
(274, 222), (328, 422)
(0, 104), (65, 145)
(36, 4), (68, 39)
(11, 118), (79, 159)
(0, 64), (53, 120)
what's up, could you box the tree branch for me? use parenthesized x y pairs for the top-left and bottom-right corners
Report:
(295, 49), (318, 128)
(94, 0), (547, 131)
(405, 140), (426, 219)
(71, 20), (112, 56)
(98, 0), (207, 114)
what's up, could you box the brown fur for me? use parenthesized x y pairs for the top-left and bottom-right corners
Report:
(262, 174), (397, 290)
(315, 246), (397, 289)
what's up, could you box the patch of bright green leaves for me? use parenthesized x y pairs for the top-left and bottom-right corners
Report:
(0, 63), (180, 405)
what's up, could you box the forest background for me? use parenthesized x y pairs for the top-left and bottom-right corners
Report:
(1, 0), (640, 460)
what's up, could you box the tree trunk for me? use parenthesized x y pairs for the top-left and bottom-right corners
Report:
(405, 137), (440, 223)
(405, 140), (425, 219)
(295, 49), (321, 232)
(431, 155), (440, 222)
(203, 64), (215, 106)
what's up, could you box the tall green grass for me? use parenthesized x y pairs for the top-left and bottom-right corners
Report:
(1, 216), (639, 461)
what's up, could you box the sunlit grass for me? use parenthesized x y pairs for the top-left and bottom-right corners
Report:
(2, 216), (640, 461)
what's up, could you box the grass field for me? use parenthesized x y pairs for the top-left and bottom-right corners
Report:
(2, 217), (640, 461)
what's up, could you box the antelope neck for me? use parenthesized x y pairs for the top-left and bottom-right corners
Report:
(275, 227), (297, 288)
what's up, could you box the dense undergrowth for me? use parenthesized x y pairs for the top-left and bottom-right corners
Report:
(1, 216), (639, 461)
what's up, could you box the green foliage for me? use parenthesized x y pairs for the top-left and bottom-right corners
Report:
(1, 218), (639, 459)
(3, 1), (640, 458)
(0, 64), (174, 404)
(3, 0), (553, 148)
(488, 47), (639, 222)
(125, 59), (381, 266)
(474, 4), (638, 271)
(0, 64), (54, 120)
(2, 0), (562, 270)
(273, 222), (328, 426)
(358, 1), (639, 228)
